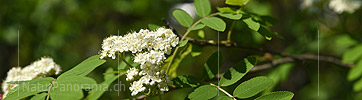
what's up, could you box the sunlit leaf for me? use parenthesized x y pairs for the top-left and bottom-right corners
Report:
(233, 76), (274, 99)
(202, 51), (222, 80)
(348, 59), (362, 81)
(4, 77), (54, 100)
(86, 68), (125, 100)
(172, 9), (194, 27)
(217, 96), (233, 100)
(265, 63), (294, 93)
(194, 0), (211, 17)
(167, 44), (192, 77)
(201, 17), (226, 31)
(50, 76), (97, 100)
(59, 55), (106, 78)
(343, 45), (362, 63)
(243, 18), (260, 31)
(191, 44), (202, 57)
(172, 75), (201, 88)
(257, 25), (272, 40)
(219, 56), (256, 86)
(197, 30), (205, 39)
(219, 12), (242, 20)
(148, 24), (161, 31)
(255, 91), (294, 100)
(188, 85), (218, 100)
(225, 0), (249, 6)
(30, 93), (47, 100)
(217, 7), (237, 13)
(188, 24), (205, 31)
(179, 39), (189, 47)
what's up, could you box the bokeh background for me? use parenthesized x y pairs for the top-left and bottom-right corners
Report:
(1, 0), (361, 99)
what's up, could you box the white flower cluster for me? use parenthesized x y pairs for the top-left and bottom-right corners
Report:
(1, 57), (61, 99)
(329, 0), (361, 14)
(99, 27), (178, 96)
(99, 27), (179, 59)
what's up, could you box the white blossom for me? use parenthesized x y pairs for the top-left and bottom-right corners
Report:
(1, 57), (61, 99)
(134, 50), (166, 66)
(100, 27), (177, 96)
(329, 0), (361, 14)
(126, 67), (139, 81)
(99, 27), (179, 59)
(129, 81), (146, 96)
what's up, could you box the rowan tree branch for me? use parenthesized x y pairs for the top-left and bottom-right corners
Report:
(187, 38), (354, 69)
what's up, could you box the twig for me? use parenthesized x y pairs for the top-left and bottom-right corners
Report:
(46, 80), (55, 100)
(121, 52), (134, 68)
(133, 95), (147, 100)
(162, 18), (182, 38)
(187, 38), (353, 68)
(166, 12), (219, 74)
(210, 83), (237, 100)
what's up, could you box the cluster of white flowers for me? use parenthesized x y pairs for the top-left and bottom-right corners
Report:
(329, 0), (361, 14)
(1, 57), (61, 99)
(100, 27), (178, 96)
(99, 27), (179, 59)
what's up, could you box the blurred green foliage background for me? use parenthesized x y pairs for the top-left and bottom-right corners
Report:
(1, 0), (361, 99)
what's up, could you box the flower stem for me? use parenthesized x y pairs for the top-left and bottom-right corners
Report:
(121, 52), (134, 68)
(166, 12), (219, 74)
(226, 21), (236, 42)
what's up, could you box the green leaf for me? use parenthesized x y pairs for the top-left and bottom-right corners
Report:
(353, 77), (362, 91)
(193, 0), (211, 17)
(219, 56), (256, 86)
(202, 51), (222, 80)
(4, 77), (54, 100)
(197, 30), (205, 39)
(191, 44), (202, 57)
(104, 67), (116, 80)
(172, 75), (201, 88)
(172, 9), (193, 27)
(233, 76), (274, 99)
(119, 55), (138, 70)
(201, 17), (226, 31)
(167, 44), (192, 77)
(30, 93), (47, 100)
(219, 12), (242, 20)
(148, 24), (161, 31)
(188, 85), (218, 100)
(257, 25), (272, 40)
(343, 45), (362, 63)
(243, 18), (260, 31)
(217, 7), (237, 13)
(225, 0), (249, 6)
(348, 59), (362, 81)
(188, 24), (205, 31)
(86, 68), (125, 100)
(50, 76), (97, 100)
(7, 77), (54, 84)
(59, 55), (106, 78)
(260, 16), (278, 26)
(217, 96), (233, 100)
(179, 39), (189, 47)
(255, 91), (294, 100)
(265, 63), (294, 93)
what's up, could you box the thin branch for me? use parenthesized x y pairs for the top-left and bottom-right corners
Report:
(162, 18), (182, 38)
(121, 52), (134, 68)
(210, 83), (236, 100)
(166, 12), (219, 74)
(187, 38), (354, 68)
